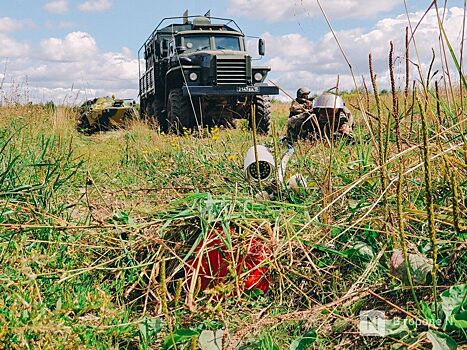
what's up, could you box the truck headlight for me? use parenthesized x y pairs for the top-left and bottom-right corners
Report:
(254, 72), (263, 82)
(189, 72), (198, 81)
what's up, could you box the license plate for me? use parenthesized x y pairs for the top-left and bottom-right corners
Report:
(237, 86), (260, 93)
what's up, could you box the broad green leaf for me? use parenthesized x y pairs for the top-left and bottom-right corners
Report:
(344, 242), (374, 260)
(162, 329), (200, 350)
(199, 330), (223, 350)
(139, 317), (162, 345)
(440, 284), (467, 329)
(451, 310), (467, 329)
(383, 318), (412, 337)
(289, 330), (317, 350)
(313, 244), (346, 257)
(173, 329), (199, 337)
(421, 301), (437, 325)
(426, 330), (457, 350)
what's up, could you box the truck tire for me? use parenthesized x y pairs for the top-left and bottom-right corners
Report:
(140, 100), (148, 118)
(153, 97), (169, 133)
(249, 95), (271, 135)
(167, 88), (193, 134)
(141, 97), (154, 119)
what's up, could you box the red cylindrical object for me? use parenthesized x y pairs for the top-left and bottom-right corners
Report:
(185, 226), (272, 294)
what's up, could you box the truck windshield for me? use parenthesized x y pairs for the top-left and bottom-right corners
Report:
(184, 36), (211, 51)
(214, 36), (241, 51)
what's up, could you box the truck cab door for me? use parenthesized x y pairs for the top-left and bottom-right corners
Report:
(169, 40), (176, 58)
(168, 39), (182, 68)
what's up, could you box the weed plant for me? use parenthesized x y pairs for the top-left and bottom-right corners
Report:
(0, 18), (466, 350)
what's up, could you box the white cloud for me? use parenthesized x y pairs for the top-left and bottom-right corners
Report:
(0, 34), (31, 57)
(0, 17), (34, 32)
(2, 6), (466, 104)
(78, 0), (112, 13)
(2, 31), (138, 103)
(40, 32), (98, 62)
(229, 0), (398, 21)
(255, 6), (466, 97)
(0, 17), (32, 58)
(44, 0), (69, 14)
(33, 32), (138, 89)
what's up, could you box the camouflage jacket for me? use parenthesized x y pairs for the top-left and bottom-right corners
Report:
(289, 98), (313, 117)
(314, 107), (354, 135)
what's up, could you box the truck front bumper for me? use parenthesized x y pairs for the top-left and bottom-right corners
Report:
(182, 84), (279, 97)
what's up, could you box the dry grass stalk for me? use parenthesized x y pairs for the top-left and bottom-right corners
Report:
(390, 41), (419, 307)
(227, 289), (370, 350)
(367, 290), (440, 331)
(405, 27), (410, 114)
(450, 170), (461, 235)
(434, 1), (457, 110)
(369, 53), (390, 242)
(314, 0), (377, 148)
(417, 92), (439, 316)
(390, 42), (402, 153)
(160, 259), (173, 332)
(461, 1), (467, 106)
(271, 120), (283, 200)
(250, 103), (262, 192)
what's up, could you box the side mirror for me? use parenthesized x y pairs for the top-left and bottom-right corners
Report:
(258, 38), (265, 56)
(176, 46), (187, 54)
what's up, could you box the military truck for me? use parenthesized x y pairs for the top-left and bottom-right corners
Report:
(77, 96), (139, 134)
(138, 11), (279, 134)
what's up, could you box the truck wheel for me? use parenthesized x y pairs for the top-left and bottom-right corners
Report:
(152, 97), (168, 133)
(140, 100), (147, 117)
(167, 88), (193, 134)
(249, 95), (271, 135)
(141, 97), (154, 119)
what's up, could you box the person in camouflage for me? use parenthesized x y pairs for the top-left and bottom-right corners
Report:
(311, 92), (354, 141)
(286, 87), (314, 141)
(286, 91), (354, 143)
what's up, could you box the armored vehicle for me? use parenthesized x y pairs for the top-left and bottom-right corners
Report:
(138, 11), (279, 134)
(77, 96), (139, 134)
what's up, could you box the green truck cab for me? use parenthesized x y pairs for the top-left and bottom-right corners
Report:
(139, 11), (279, 134)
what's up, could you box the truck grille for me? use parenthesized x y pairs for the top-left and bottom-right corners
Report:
(216, 57), (247, 86)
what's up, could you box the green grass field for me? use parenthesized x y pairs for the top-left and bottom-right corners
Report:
(0, 84), (466, 350)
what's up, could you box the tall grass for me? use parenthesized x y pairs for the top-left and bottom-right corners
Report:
(0, 82), (465, 348)
(0, 19), (466, 350)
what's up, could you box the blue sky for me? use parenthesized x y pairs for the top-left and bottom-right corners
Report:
(1, 0), (465, 102)
(3, 0), (436, 52)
